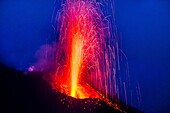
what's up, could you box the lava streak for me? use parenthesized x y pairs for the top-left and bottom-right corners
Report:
(70, 36), (83, 97)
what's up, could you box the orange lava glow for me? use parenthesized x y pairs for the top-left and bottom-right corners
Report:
(70, 35), (83, 97)
(51, 0), (118, 101)
(52, 0), (104, 99)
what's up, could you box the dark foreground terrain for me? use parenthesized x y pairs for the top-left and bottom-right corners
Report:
(0, 64), (143, 113)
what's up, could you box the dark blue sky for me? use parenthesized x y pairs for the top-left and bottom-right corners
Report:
(0, 0), (54, 69)
(0, 0), (170, 112)
(115, 0), (170, 112)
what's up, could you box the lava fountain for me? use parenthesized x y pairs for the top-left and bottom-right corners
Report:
(29, 0), (122, 106)
(49, 0), (119, 101)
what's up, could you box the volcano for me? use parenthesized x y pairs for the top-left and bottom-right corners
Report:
(0, 64), (143, 113)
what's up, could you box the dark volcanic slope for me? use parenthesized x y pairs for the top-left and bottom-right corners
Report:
(0, 64), (143, 113)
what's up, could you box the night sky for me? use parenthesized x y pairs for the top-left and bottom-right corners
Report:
(0, 0), (170, 112)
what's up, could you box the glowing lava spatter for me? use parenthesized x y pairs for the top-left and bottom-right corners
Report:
(53, 0), (107, 99)
(50, 0), (119, 101)
(28, 1), (138, 112)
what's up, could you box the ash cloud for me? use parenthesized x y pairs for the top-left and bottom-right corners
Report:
(30, 43), (57, 73)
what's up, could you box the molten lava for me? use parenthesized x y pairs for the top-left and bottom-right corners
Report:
(28, 1), (136, 113)
(52, 0), (107, 99)
(70, 37), (83, 97)
(49, 0), (118, 102)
